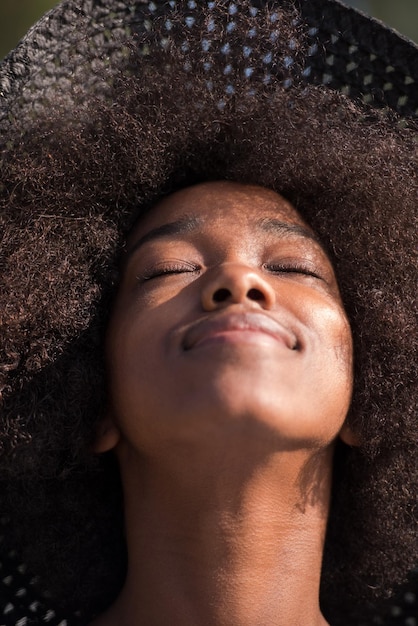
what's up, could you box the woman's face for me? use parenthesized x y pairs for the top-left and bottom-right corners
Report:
(105, 181), (353, 458)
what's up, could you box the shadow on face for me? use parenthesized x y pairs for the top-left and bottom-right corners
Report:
(97, 182), (355, 465)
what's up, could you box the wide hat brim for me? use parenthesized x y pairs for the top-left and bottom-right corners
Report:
(0, 0), (418, 139)
(0, 1), (417, 625)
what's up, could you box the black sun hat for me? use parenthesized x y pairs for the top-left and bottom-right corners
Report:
(1, 0), (417, 137)
(0, 1), (417, 625)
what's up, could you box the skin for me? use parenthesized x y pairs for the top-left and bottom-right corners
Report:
(92, 181), (354, 626)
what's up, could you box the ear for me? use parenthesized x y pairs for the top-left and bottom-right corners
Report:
(92, 413), (121, 453)
(338, 421), (361, 447)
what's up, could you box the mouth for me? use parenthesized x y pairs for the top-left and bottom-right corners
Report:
(182, 311), (298, 351)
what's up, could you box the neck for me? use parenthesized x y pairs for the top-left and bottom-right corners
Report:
(93, 444), (332, 626)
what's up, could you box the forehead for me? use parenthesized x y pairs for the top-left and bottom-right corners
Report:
(128, 181), (313, 245)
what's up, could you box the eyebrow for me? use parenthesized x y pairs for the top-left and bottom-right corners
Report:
(257, 218), (325, 248)
(125, 215), (203, 260)
(125, 213), (325, 262)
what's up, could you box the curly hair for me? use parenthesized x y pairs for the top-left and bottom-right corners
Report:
(0, 2), (417, 624)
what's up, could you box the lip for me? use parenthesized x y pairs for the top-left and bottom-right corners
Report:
(182, 311), (298, 351)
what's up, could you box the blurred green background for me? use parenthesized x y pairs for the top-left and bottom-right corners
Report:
(0, 0), (417, 60)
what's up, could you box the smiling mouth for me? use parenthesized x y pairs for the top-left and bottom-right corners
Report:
(182, 311), (298, 351)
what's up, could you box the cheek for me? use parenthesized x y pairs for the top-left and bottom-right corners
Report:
(306, 301), (353, 419)
(315, 304), (352, 367)
(107, 306), (159, 383)
(105, 294), (184, 430)
(105, 321), (159, 450)
(294, 286), (353, 368)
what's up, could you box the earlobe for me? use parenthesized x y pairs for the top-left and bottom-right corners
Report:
(338, 421), (361, 447)
(92, 414), (121, 453)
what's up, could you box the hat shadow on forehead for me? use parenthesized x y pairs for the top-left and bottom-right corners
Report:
(0, 1), (417, 625)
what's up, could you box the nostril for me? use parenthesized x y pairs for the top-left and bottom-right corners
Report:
(247, 288), (265, 301)
(213, 288), (231, 303)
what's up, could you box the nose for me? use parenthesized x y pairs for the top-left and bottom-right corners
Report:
(201, 263), (276, 311)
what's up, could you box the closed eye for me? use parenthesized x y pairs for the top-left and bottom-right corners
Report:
(263, 262), (323, 280)
(137, 261), (200, 283)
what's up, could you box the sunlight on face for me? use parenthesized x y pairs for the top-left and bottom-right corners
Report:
(106, 182), (353, 458)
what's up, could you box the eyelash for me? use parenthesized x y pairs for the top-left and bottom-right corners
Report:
(263, 263), (323, 280)
(138, 262), (200, 282)
(137, 261), (323, 283)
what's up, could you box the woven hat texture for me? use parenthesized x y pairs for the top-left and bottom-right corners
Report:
(1, 0), (418, 140)
(0, 2), (417, 625)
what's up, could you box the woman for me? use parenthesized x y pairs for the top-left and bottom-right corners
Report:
(0, 1), (417, 624)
